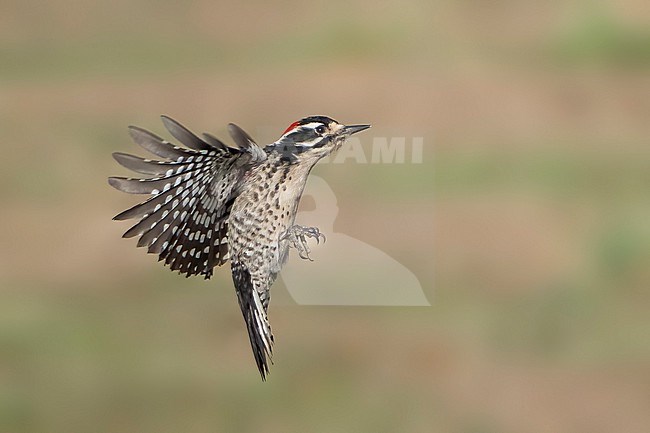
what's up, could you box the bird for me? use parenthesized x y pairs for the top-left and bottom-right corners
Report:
(109, 115), (370, 380)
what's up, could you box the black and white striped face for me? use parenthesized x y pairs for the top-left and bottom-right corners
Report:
(278, 116), (339, 151)
(274, 115), (370, 158)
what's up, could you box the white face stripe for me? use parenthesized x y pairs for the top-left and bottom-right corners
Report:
(279, 122), (330, 147)
(300, 122), (324, 130)
(297, 122), (326, 147)
(282, 122), (326, 137)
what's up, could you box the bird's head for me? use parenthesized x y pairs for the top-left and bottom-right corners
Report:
(271, 116), (370, 161)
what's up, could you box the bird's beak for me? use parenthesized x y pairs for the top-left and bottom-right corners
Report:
(342, 124), (371, 136)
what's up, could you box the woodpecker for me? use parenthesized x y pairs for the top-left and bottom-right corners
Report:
(109, 115), (370, 380)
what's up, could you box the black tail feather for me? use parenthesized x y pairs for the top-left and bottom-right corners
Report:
(231, 262), (274, 381)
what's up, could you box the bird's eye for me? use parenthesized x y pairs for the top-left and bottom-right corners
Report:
(315, 125), (326, 135)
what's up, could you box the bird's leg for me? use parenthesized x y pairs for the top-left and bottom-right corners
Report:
(281, 225), (326, 261)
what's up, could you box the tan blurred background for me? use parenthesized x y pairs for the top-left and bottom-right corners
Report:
(1, 1), (649, 432)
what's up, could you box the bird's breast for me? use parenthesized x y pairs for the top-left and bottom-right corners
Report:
(228, 163), (310, 264)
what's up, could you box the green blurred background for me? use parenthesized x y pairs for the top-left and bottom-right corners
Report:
(1, 1), (649, 432)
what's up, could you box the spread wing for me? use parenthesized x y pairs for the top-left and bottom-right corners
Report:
(109, 116), (266, 278)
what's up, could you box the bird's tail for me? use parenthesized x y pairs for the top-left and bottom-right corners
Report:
(231, 262), (274, 380)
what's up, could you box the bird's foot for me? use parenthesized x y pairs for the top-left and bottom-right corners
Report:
(281, 225), (326, 261)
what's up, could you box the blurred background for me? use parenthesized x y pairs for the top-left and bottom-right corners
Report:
(1, 1), (649, 432)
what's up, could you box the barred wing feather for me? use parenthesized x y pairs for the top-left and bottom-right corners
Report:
(109, 116), (266, 278)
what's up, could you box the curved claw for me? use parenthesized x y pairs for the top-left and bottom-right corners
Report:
(299, 250), (314, 261)
(302, 226), (326, 244)
(283, 224), (324, 261)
